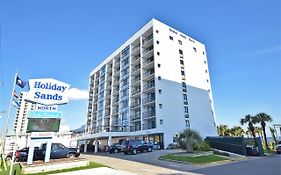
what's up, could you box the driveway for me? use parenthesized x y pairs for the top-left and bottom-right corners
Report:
(84, 149), (201, 172)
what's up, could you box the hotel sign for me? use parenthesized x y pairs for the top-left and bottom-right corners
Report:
(26, 78), (70, 105)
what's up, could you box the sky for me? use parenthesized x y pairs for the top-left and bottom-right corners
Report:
(0, 0), (280, 135)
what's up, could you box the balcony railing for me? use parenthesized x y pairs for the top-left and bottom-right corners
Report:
(142, 45), (154, 55)
(142, 34), (153, 45)
(130, 114), (141, 121)
(143, 83), (155, 91)
(142, 111), (156, 119)
(131, 44), (140, 53)
(143, 70), (154, 78)
(142, 96), (155, 104)
(131, 101), (141, 108)
(143, 57), (154, 67)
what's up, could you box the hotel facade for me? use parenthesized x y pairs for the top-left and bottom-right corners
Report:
(83, 19), (217, 149)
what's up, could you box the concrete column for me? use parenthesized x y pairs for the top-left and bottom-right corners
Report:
(94, 139), (98, 153)
(108, 136), (112, 146)
(27, 140), (35, 165)
(44, 139), (52, 162)
(84, 140), (87, 153)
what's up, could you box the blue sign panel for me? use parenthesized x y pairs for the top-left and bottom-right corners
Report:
(28, 111), (62, 118)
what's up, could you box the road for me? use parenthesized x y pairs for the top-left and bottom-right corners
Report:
(191, 154), (281, 175)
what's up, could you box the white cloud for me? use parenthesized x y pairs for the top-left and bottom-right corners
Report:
(67, 88), (88, 101)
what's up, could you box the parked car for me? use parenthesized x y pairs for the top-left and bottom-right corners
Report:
(276, 142), (281, 154)
(37, 143), (80, 160)
(121, 140), (153, 155)
(6, 147), (40, 162)
(108, 143), (122, 153)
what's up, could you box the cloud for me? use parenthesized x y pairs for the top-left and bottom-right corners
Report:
(67, 88), (88, 101)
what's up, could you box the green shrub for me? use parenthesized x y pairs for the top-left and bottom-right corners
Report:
(213, 150), (230, 157)
(193, 141), (211, 151)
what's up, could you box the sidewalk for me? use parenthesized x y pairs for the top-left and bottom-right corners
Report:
(81, 154), (201, 175)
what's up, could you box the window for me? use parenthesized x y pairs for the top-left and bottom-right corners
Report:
(157, 64), (161, 68)
(183, 94), (187, 101)
(193, 47), (197, 52)
(180, 60), (184, 65)
(169, 36), (173, 40)
(156, 40), (159, 44)
(205, 70), (208, 73)
(159, 104), (163, 108)
(158, 89), (162, 94)
(184, 106), (189, 113)
(158, 76), (161, 80)
(179, 49), (183, 55)
(181, 70), (185, 76)
(204, 60), (207, 64)
(157, 52), (160, 56)
(203, 51), (205, 55)
(185, 120), (190, 128)
(178, 40), (182, 45)
(156, 30), (159, 33)
(207, 79), (209, 83)
(160, 119), (163, 125)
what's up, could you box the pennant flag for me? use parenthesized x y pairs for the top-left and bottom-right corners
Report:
(16, 76), (26, 88)
(12, 99), (20, 107)
(13, 90), (19, 98)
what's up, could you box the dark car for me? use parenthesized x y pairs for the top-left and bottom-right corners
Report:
(37, 143), (80, 159)
(108, 143), (122, 153)
(121, 140), (153, 155)
(6, 147), (40, 162)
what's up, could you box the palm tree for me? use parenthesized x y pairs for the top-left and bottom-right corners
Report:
(177, 129), (202, 152)
(230, 126), (245, 137)
(269, 127), (277, 144)
(217, 125), (230, 136)
(240, 114), (257, 145)
(254, 126), (263, 138)
(254, 113), (272, 149)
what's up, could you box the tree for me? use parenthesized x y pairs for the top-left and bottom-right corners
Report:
(176, 129), (202, 153)
(269, 127), (277, 144)
(240, 114), (257, 145)
(217, 125), (230, 136)
(229, 126), (245, 137)
(254, 113), (272, 149)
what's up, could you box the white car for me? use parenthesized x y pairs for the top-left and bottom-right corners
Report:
(276, 144), (281, 154)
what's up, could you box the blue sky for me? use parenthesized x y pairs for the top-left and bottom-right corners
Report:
(0, 0), (280, 134)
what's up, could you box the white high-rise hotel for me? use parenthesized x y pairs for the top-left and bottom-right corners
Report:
(85, 19), (217, 148)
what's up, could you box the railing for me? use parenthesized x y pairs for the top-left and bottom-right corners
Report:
(130, 114), (141, 121)
(142, 96), (155, 104)
(143, 45), (154, 55)
(143, 57), (154, 67)
(131, 44), (140, 52)
(131, 65), (141, 74)
(143, 83), (155, 91)
(142, 111), (156, 119)
(132, 56), (140, 62)
(143, 70), (154, 78)
(142, 34), (153, 45)
(132, 88), (141, 95)
(131, 101), (141, 108)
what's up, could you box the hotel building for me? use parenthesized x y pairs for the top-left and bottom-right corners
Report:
(84, 19), (217, 149)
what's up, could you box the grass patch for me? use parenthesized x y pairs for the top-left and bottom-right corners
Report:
(160, 153), (229, 164)
(1, 161), (105, 175)
(263, 148), (276, 155)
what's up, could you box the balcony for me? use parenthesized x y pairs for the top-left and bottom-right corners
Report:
(131, 88), (141, 96)
(131, 65), (141, 75)
(142, 96), (155, 105)
(143, 82), (155, 92)
(130, 113), (141, 121)
(143, 70), (155, 80)
(131, 76), (141, 85)
(131, 44), (140, 54)
(142, 45), (154, 58)
(113, 87), (119, 94)
(142, 34), (153, 47)
(130, 101), (141, 109)
(131, 55), (140, 65)
(143, 56), (154, 69)
(142, 110), (156, 119)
